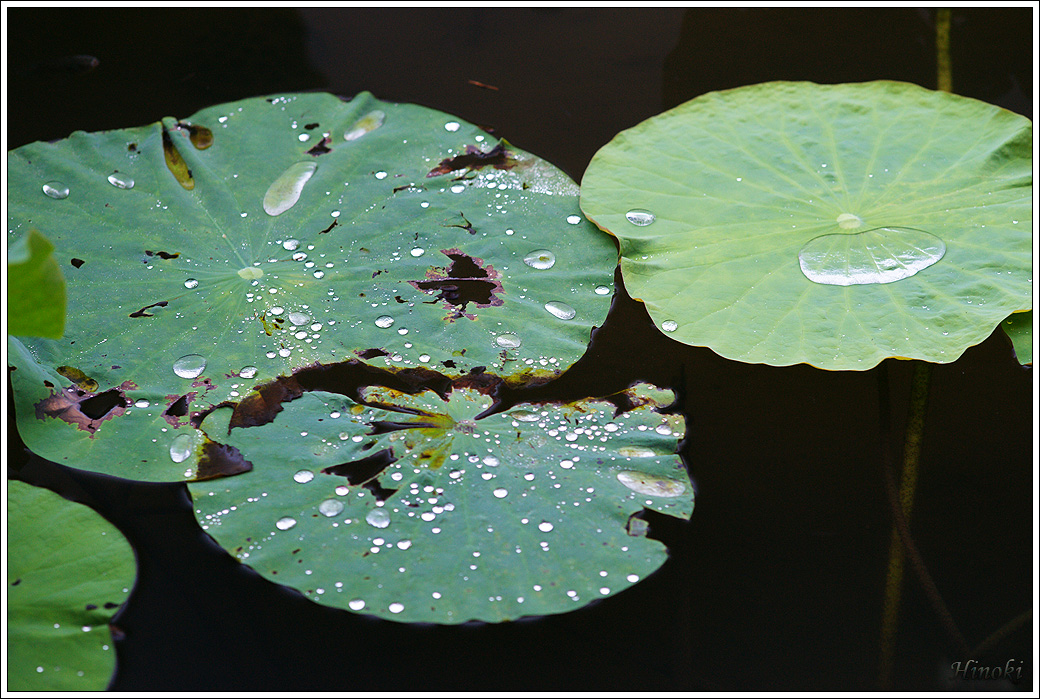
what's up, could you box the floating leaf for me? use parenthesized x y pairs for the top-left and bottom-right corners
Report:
(7, 92), (616, 481)
(580, 81), (1032, 370)
(6, 480), (135, 690)
(7, 229), (67, 339)
(188, 381), (692, 623)
(1001, 311), (1032, 366)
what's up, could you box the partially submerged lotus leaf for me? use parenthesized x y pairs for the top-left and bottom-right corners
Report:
(580, 81), (1032, 370)
(7, 92), (616, 481)
(6, 481), (136, 691)
(188, 381), (692, 623)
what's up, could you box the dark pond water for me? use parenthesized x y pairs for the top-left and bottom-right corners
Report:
(6, 8), (1034, 691)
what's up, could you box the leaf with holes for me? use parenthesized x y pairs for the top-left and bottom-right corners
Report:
(580, 81), (1032, 370)
(187, 380), (692, 623)
(7, 481), (136, 691)
(7, 91), (617, 481)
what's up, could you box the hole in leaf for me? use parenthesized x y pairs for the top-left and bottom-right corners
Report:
(78, 389), (127, 420)
(426, 142), (518, 178)
(70, 258), (85, 268)
(322, 448), (395, 484)
(129, 301), (168, 318)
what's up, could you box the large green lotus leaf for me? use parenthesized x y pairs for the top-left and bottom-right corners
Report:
(580, 81), (1032, 370)
(1001, 311), (1032, 366)
(6, 229), (67, 339)
(187, 382), (692, 623)
(6, 480), (136, 690)
(7, 92), (616, 481)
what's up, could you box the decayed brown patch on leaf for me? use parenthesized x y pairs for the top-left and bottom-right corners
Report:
(229, 375), (304, 429)
(162, 392), (197, 428)
(408, 248), (504, 321)
(192, 439), (253, 481)
(426, 142), (517, 178)
(34, 380), (137, 436)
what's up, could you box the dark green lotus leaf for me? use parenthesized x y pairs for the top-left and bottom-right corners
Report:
(7, 229), (67, 339)
(187, 382), (692, 623)
(6, 480), (136, 691)
(580, 81), (1032, 370)
(7, 92), (616, 481)
(1001, 311), (1032, 366)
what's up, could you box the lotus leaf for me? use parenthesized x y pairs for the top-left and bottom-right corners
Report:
(6, 480), (135, 690)
(188, 381), (692, 623)
(580, 81), (1032, 370)
(7, 92), (616, 481)
(6, 229), (67, 339)
(1001, 311), (1032, 366)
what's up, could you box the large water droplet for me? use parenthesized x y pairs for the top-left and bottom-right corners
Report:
(319, 499), (345, 517)
(293, 469), (314, 484)
(595, 285), (611, 295)
(239, 366), (258, 379)
(523, 249), (556, 270)
(661, 320), (678, 333)
(798, 227), (946, 286)
(263, 161), (317, 216)
(276, 516), (297, 530)
(345, 110), (386, 141)
(184, 278), (199, 289)
(348, 598), (366, 611)
(172, 354), (206, 379)
(410, 247), (425, 257)
(618, 446), (658, 458)
(107, 172), (134, 189)
(366, 508), (390, 528)
(509, 409), (541, 422)
(617, 470), (686, 497)
(42, 181), (70, 199)
(625, 209), (656, 226)
(444, 121), (461, 132)
(169, 433), (193, 463)
(493, 488), (508, 499)
(544, 301), (576, 320)
(282, 239), (300, 251)
(566, 215), (582, 225)
(375, 315), (395, 329)
(238, 266), (264, 280)
(287, 311), (310, 326)
(495, 333), (521, 349)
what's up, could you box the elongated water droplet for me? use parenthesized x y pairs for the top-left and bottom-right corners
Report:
(134, 399), (150, 408)
(836, 213), (863, 229)
(617, 470), (686, 497)
(345, 110), (386, 141)
(625, 209), (655, 226)
(263, 161), (317, 216)
(169, 433), (193, 463)
(293, 469), (314, 484)
(661, 320), (678, 332)
(172, 354), (206, 379)
(107, 171), (134, 189)
(184, 278), (199, 289)
(287, 311), (310, 326)
(444, 121), (460, 132)
(595, 285), (611, 295)
(239, 366), (258, 379)
(618, 446), (658, 458)
(42, 181), (70, 199)
(523, 249), (556, 270)
(276, 516), (297, 530)
(509, 409), (541, 422)
(798, 227), (946, 286)
(375, 315), (395, 329)
(388, 602), (405, 614)
(544, 301), (576, 320)
(366, 508), (390, 528)
(495, 333), (521, 349)
(319, 499), (345, 517)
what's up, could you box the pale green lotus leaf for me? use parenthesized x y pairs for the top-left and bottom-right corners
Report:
(7, 92), (616, 481)
(580, 81), (1032, 370)
(187, 381), (692, 623)
(6, 480), (136, 691)
(7, 229), (67, 339)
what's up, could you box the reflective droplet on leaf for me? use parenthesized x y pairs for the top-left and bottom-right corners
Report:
(836, 213), (863, 229)
(172, 354), (206, 379)
(239, 366), (258, 379)
(293, 469), (314, 484)
(798, 227), (946, 286)
(661, 320), (678, 332)
(538, 521), (554, 532)
(287, 311), (310, 326)
(617, 470), (686, 497)
(595, 285), (611, 295)
(42, 181), (70, 199)
(375, 315), (395, 328)
(544, 301), (576, 320)
(388, 602), (405, 614)
(319, 499), (344, 517)
(618, 446), (657, 458)
(282, 239), (300, 251)
(366, 508), (390, 528)
(238, 266), (264, 280)
(495, 333), (521, 349)
(184, 278), (199, 289)
(107, 172), (134, 189)
(523, 249), (556, 270)
(276, 516), (297, 530)
(263, 161), (317, 216)
(344, 110), (386, 141)
(169, 433), (193, 463)
(348, 598), (365, 611)
(410, 247), (425, 257)
(566, 215), (582, 224)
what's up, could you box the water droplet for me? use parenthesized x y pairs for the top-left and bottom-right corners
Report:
(366, 508), (391, 528)
(287, 311), (310, 326)
(410, 247), (425, 257)
(495, 333), (521, 349)
(444, 121), (461, 132)
(107, 171), (134, 189)
(483, 455), (500, 467)
(276, 516), (297, 530)
(595, 285), (611, 295)
(655, 424), (673, 436)
(263, 161), (317, 216)
(134, 399), (150, 408)
(836, 213), (863, 229)
(388, 602), (405, 614)
(313, 270), (325, 279)
(345, 110), (386, 141)
(450, 184), (465, 194)
(172, 354), (206, 379)
(270, 306), (285, 315)
(238, 266), (264, 280)
(625, 209), (655, 226)
(397, 539), (412, 550)
(282, 239), (300, 251)
(375, 171), (388, 180)
(544, 301), (576, 320)
(617, 470), (686, 497)
(538, 521), (554, 532)
(293, 469), (314, 484)
(319, 499), (345, 517)
(348, 598), (366, 611)
(566, 215), (582, 225)
(169, 433), (193, 463)
(418, 354), (431, 363)
(661, 320), (678, 333)
(239, 366), (258, 379)
(618, 447), (658, 458)
(42, 181), (70, 199)
(493, 488), (508, 498)
(799, 227), (946, 286)
(509, 409), (541, 422)
(523, 249), (556, 270)
(375, 315), (395, 329)
(184, 278), (199, 289)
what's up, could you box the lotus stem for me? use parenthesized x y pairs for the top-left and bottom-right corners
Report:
(936, 9), (953, 93)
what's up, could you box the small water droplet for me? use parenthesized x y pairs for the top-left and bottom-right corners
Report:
(42, 181), (70, 199)
(625, 209), (655, 226)
(345, 110), (386, 141)
(169, 433), (193, 463)
(184, 278), (199, 289)
(348, 598), (366, 611)
(444, 121), (461, 132)
(239, 366), (258, 379)
(366, 508), (391, 528)
(538, 521), (554, 532)
(388, 602), (405, 614)
(134, 399), (150, 408)
(523, 249), (556, 270)
(270, 306), (285, 315)
(418, 354), (431, 363)
(172, 354), (206, 379)
(287, 311), (310, 326)
(661, 320), (678, 333)
(375, 315), (395, 329)
(375, 171), (388, 180)
(410, 247), (425, 257)
(107, 171), (134, 189)
(282, 239), (300, 251)
(495, 333), (521, 349)
(617, 470), (686, 497)
(544, 301), (576, 320)
(493, 488), (508, 498)
(276, 516), (297, 530)
(450, 184), (465, 194)
(263, 161), (317, 216)
(319, 499), (345, 517)
(595, 285), (611, 295)
(397, 539), (412, 550)
(293, 469), (314, 484)
(566, 215), (582, 225)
